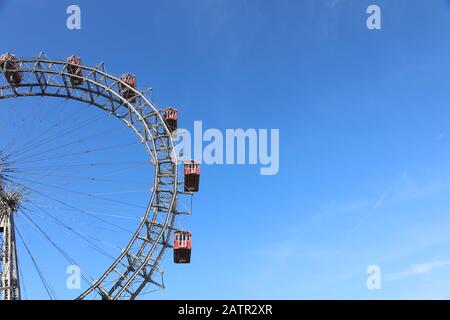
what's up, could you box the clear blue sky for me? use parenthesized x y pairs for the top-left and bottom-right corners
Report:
(2, 0), (450, 299)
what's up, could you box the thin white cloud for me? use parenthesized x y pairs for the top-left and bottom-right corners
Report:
(345, 186), (392, 240)
(385, 259), (450, 281)
(435, 132), (445, 142)
(372, 186), (392, 210)
(327, 0), (348, 8)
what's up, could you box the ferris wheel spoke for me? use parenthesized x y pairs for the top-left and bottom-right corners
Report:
(6, 171), (151, 186)
(2, 176), (137, 235)
(0, 101), (20, 151)
(4, 174), (148, 209)
(3, 99), (64, 155)
(23, 202), (139, 237)
(25, 199), (136, 240)
(4, 100), (89, 159)
(23, 204), (142, 277)
(6, 164), (151, 195)
(24, 203), (123, 262)
(7, 112), (105, 162)
(93, 163), (154, 179)
(18, 258), (28, 300)
(12, 141), (138, 166)
(20, 211), (95, 287)
(10, 126), (115, 165)
(10, 161), (149, 172)
(24, 203), (140, 221)
(15, 223), (57, 300)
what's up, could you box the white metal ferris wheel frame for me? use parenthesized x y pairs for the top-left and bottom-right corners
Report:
(0, 53), (189, 300)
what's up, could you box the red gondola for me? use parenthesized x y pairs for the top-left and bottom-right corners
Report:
(163, 107), (178, 133)
(184, 160), (200, 192)
(0, 53), (22, 85)
(66, 55), (84, 87)
(120, 73), (137, 103)
(173, 230), (192, 264)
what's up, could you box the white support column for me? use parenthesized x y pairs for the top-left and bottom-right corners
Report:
(0, 195), (21, 300)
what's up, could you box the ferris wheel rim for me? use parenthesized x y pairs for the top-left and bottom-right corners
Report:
(0, 53), (180, 300)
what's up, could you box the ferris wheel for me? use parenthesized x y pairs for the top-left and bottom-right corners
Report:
(0, 52), (201, 300)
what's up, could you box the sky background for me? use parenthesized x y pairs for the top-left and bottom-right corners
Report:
(2, 0), (450, 299)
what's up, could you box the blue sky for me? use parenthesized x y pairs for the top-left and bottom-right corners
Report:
(2, 0), (450, 299)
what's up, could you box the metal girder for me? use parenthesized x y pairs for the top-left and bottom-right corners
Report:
(0, 187), (21, 300)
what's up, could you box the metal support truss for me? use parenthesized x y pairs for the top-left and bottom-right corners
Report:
(0, 185), (21, 300)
